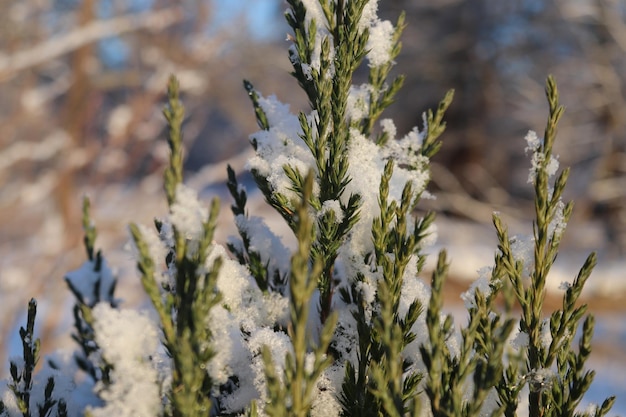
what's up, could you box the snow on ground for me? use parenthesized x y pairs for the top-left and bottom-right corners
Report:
(426, 217), (626, 300)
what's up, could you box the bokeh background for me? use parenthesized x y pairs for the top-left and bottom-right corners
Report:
(0, 0), (625, 412)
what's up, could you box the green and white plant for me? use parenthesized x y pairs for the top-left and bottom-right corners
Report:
(0, 1), (617, 416)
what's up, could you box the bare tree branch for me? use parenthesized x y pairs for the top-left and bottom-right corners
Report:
(0, 6), (184, 81)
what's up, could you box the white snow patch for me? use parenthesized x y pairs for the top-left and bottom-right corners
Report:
(89, 304), (161, 417)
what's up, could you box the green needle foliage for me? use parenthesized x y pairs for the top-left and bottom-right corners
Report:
(490, 76), (615, 417)
(421, 251), (516, 417)
(0, 1), (618, 417)
(130, 76), (223, 417)
(10, 300), (41, 416)
(263, 172), (338, 417)
(226, 164), (287, 293)
(64, 197), (115, 386)
(0, 300), (68, 417)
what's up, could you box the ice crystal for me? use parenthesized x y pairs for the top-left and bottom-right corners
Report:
(524, 130), (559, 183)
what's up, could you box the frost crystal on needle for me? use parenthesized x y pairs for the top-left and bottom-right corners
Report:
(380, 118), (397, 141)
(524, 130), (559, 183)
(548, 197), (567, 238)
(510, 235), (535, 279)
(524, 130), (541, 152)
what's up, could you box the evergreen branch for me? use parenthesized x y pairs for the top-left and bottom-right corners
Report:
(545, 253), (595, 365)
(420, 249), (515, 417)
(131, 76), (225, 417)
(65, 196), (116, 386)
(243, 80), (270, 131)
(287, 170), (334, 416)
(421, 251), (453, 417)
(261, 346), (288, 417)
(263, 170), (337, 417)
(12, 299), (40, 416)
(369, 276), (420, 417)
(2, 300), (66, 417)
(526, 77), (569, 417)
(421, 89), (455, 159)
(163, 75), (185, 207)
(285, 0), (322, 106)
(170, 202), (222, 417)
(225, 164), (279, 291)
(283, 0), (369, 325)
(0, 3), (616, 417)
(226, 164), (247, 217)
(129, 223), (176, 352)
(36, 378), (58, 417)
(490, 76), (615, 417)
(339, 276), (378, 417)
(250, 167), (298, 230)
(346, 152), (435, 415)
(466, 289), (516, 417)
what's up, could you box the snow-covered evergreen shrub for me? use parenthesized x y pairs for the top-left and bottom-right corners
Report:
(0, 1), (617, 416)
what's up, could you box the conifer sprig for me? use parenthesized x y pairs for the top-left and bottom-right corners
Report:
(421, 251), (452, 416)
(131, 75), (223, 417)
(339, 287), (377, 417)
(226, 164), (281, 293)
(421, 251), (516, 417)
(284, 0), (369, 323)
(244, 80), (270, 131)
(256, 1), (454, 414)
(64, 196), (116, 386)
(163, 76), (185, 207)
(262, 171), (337, 417)
(420, 89), (455, 159)
(11, 299), (40, 416)
(0, 300), (68, 417)
(349, 161), (426, 417)
(492, 76), (615, 417)
(340, 154), (439, 416)
(245, 0), (381, 323)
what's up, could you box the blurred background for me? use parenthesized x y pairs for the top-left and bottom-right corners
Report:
(0, 0), (625, 411)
